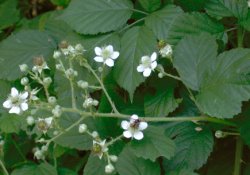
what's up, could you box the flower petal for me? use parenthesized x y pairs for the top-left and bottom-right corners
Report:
(94, 56), (104, 62)
(121, 121), (130, 130)
(131, 114), (138, 120)
(105, 58), (114, 67)
(94, 47), (102, 55)
(139, 122), (148, 130)
(151, 52), (157, 61)
(45, 117), (53, 126)
(141, 56), (149, 62)
(151, 61), (157, 70)
(106, 45), (113, 53)
(123, 130), (132, 138)
(111, 51), (119, 59)
(21, 103), (28, 111)
(137, 65), (144, 72)
(3, 100), (12, 108)
(20, 92), (28, 99)
(133, 131), (144, 140)
(11, 88), (18, 96)
(9, 106), (21, 114)
(143, 68), (152, 77)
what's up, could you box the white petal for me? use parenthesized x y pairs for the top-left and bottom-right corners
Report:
(106, 45), (113, 53)
(9, 106), (21, 114)
(3, 100), (12, 108)
(95, 47), (102, 55)
(151, 52), (157, 61)
(139, 122), (148, 130)
(151, 61), (157, 70)
(21, 103), (28, 111)
(137, 65), (144, 72)
(11, 88), (18, 96)
(105, 59), (114, 67)
(141, 56), (149, 62)
(45, 117), (53, 125)
(94, 56), (104, 62)
(20, 92), (28, 99)
(131, 114), (139, 120)
(123, 130), (132, 138)
(133, 131), (144, 140)
(143, 68), (152, 77)
(121, 121), (130, 130)
(111, 51), (119, 59)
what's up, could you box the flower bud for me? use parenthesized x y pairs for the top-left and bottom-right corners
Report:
(105, 164), (115, 174)
(56, 64), (64, 71)
(48, 96), (57, 105)
(92, 131), (99, 138)
(79, 123), (88, 133)
(52, 105), (62, 118)
(41, 145), (48, 152)
(34, 149), (44, 160)
(43, 77), (52, 86)
(19, 64), (29, 72)
(195, 127), (203, 132)
(27, 116), (35, 126)
(53, 130), (59, 136)
(77, 80), (89, 89)
(109, 155), (118, 162)
(98, 67), (103, 72)
(65, 68), (77, 79)
(215, 130), (225, 138)
(53, 51), (62, 59)
(158, 73), (163, 78)
(21, 77), (29, 86)
(75, 44), (84, 52)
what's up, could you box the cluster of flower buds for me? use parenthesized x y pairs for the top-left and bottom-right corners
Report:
(33, 145), (48, 160)
(158, 40), (173, 58)
(53, 42), (86, 59)
(83, 98), (99, 108)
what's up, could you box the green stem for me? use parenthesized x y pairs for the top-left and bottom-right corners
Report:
(233, 137), (243, 175)
(0, 159), (9, 175)
(85, 64), (119, 114)
(130, 8), (149, 15)
(69, 60), (77, 109)
(237, 26), (244, 48)
(106, 134), (124, 147)
(162, 72), (181, 81)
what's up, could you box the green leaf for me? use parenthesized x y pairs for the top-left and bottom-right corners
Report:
(83, 154), (107, 175)
(0, 30), (56, 80)
(0, 80), (11, 113)
(166, 168), (199, 175)
(165, 122), (214, 171)
(58, 168), (77, 175)
(144, 84), (180, 117)
(60, 0), (133, 34)
(116, 147), (161, 175)
(114, 26), (157, 100)
(166, 12), (224, 45)
(0, 0), (19, 30)
(0, 115), (22, 133)
(174, 33), (250, 118)
(145, 5), (183, 40)
(205, 0), (248, 20)
(11, 163), (57, 175)
(50, 0), (70, 7)
(130, 126), (175, 161)
(138, 0), (161, 12)
(240, 120), (250, 145)
(175, 0), (206, 11)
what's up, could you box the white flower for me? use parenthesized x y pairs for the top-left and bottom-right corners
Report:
(3, 88), (29, 114)
(105, 164), (115, 174)
(37, 117), (53, 133)
(159, 44), (173, 58)
(94, 45), (119, 67)
(92, 140), (108, 159)
(32, 62), (49, 74)
(137, 52), (157, 77)
(121, 114), (148, 140)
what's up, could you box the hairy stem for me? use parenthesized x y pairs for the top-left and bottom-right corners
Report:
(69, 60), (77, 109)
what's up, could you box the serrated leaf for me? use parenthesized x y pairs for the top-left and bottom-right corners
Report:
(83, 154), (107, 175)
(114, 26), (157, 100)
(174, 33), (250, 118)
(144, 84), (180, 117)
(60, 0), (133, 34)
(130, 126), (175, 161)
(116, 147), (161, 175)
(205, 0), (248, 20)
(0, 0), (20, 30)
(0, 30), (56, 80)
(166, 12), (224, 45)
(138, 0), (161, 12)
(11, 163), (57, 175)
(145, 5), (183, 40)
(165, 122), (214, 171)
(0, 115), (22, 133)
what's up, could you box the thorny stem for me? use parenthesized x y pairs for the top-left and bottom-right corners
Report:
(85, 64), (120, 114)
(0, 159), (9, 175)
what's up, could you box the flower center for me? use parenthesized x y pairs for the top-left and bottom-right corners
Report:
(92, 143), (102, 154)
(130, 119), (140, 129)
(37, 120), (49, 131)
(11, 96), (21, 105)
(141, 57), (152, 68)
(101, 49), (111, 59)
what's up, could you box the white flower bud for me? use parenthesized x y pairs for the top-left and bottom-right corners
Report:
(98, 67), (103, 72)
(92, 100), (99, 106)
(105, 164), (115, 174)
(78, 123), (88, 133)
(65, 68), (77, 79)
(0, 140), (5, 146)
(19, 64), (29, 72)
(48, 96), (57, 105)
(56, 64), (64, 71)
(21, 77), (29, 86)
(109, 155), (118, 162)
(26, 116), (35, 126)
(53, 51), (62, 59)
(159, 44), (173, 58)
(77, 80), (89, 89)
(215, 130), (225, 138)
(52, 105), (62, 118)
(75, 44), (84, 52)
(34, 150), (44, 160)
(53, 130), (59, 135)
(43, 77), (52, 86)
(158, 73), (163, 78)
(195, 127), (203, 132)
(41, 145), (48, 152)
(92, 131), (99, 138)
